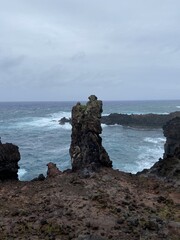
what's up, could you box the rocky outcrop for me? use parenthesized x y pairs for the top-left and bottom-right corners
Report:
(1, 167), (179, 239)
(163, 117), (180, 158)
(0, 142), (20, 181)
(69, 95), (112, 172)
(138, 117), (180, 183)
(101, 112), (180, 127)
(47, 162), (62, 178)
(59, 111), (180, 128)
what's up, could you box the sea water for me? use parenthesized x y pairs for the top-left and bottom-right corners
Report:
(0, 100), (180, 180)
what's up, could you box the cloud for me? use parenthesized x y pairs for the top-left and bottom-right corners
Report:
(0, 0), (180, 100)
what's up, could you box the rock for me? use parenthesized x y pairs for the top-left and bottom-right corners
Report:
(101, 111), (180, 128)
(147, 157), (180, 181)
(77, 235), (108, 240)
(59, 111), (180, 128)
(47, 162), (62, 178)
(138, 117), (180, 182)
(69, 95), (112, 172)
(31, 174), (46, 181)
(0, 142), (20, 180)
(58, 117), (71, 125)
(163, 117), (180, 158)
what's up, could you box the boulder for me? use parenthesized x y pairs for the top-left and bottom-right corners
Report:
(69, 95), (112, 172)
(47, 162), (62, 178)
(0, 142), (20, 181)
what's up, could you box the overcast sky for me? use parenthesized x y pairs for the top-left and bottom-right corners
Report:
(0, 0), (180, 101)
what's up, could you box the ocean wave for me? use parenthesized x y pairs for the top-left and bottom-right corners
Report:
(144, 137), (165, 144)
(59, 123), (72, 130)
(137, 145), (164, 170)
(49, 111), (71, 119)
(18, 168), (27, 180)
(101, 124), (122, 128)
(15, 111), (71, 130)
(176, 106), (180, 109)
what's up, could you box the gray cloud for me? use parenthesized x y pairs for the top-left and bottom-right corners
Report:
(0, 0), (180, 101)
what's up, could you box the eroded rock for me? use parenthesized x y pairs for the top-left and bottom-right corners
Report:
(138, 117), (180, 182)
(163, 117), (180, 158)
(47, 162), (62, 178)
(0, 142), (20, 180)
(69, 95), (112, 172)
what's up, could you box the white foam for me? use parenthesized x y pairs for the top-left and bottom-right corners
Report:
(18, 168), (27, 180)
(59, 123), (72, 130)
(137, 146), (164, 170)
(101, 123), (108, 128)
(16, 111), (71, 130)
(176, 106), (180, 109)
(144, 137), (165, 144)
(49, 111), (71, 119)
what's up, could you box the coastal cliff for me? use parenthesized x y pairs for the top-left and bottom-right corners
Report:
(139, 117), (180, 184)
(0, 142), (20, 181)
(0, 96), (179, 240)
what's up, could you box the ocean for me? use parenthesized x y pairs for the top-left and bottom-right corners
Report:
(0, 100), (180, 181)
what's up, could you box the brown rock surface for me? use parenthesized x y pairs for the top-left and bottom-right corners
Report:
(0, 168), (179, 239)
(47, 162), (62, 178)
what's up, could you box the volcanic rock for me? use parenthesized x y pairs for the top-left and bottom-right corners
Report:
(0, 142), (20, 181)
(69, 95), (112, 172)
(47, 162), (62, 178)
(59, 111), (180, 128)
(138, 117), (180, 183)
(163, 117), (180, 158)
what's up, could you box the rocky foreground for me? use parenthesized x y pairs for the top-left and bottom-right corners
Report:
(0, 96), (180, 239)
(0, 168), (179, 240)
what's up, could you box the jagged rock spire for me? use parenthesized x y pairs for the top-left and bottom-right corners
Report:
(69, 95), (112, 172)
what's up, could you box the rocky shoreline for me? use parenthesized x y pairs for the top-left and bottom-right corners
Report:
(0, 96), (179, 240)
(59, 111), (180, 128)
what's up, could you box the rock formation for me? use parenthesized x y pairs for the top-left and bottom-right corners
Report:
(101, 111), (180, 127)
(163, 117), (180, 158)
(138, 117), (180, 182)
(47, 162), (62, 178)
(69, 95), (112, 172)
(59, 111), (180, 128)
(0, 142), (20, 181)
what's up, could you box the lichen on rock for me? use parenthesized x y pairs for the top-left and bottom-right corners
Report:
(69, 95), (112, 172)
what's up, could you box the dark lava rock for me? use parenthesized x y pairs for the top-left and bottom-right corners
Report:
(0, 142), (20, 180)
(31, 173), (46, 181)
(59, 111), (180, 128)
(163, 117), (180, 158)
(69, 95), (112, 172)
(138, 117), (180, 183)
(101, 111), (180, 128)
(59, 117), (71, 125)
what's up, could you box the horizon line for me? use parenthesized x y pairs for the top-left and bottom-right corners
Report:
(0, 99), (180, 103)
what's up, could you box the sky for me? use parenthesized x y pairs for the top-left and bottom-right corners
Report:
(0, 0), (180, 101)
